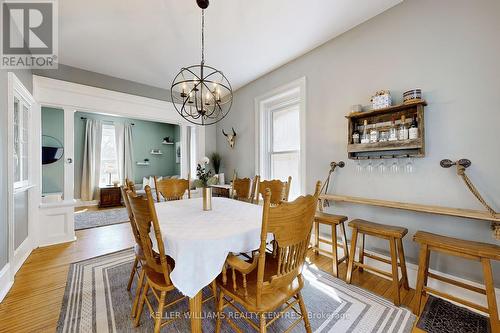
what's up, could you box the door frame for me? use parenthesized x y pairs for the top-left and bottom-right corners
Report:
(6, 72), (40, 279)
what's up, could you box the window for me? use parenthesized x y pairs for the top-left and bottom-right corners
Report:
(256, 78), (306, 200)
(13, 96), (31, 188)
(99, 124), (119, 186)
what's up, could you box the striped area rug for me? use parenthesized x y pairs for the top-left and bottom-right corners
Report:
(57, 249), (415, 332)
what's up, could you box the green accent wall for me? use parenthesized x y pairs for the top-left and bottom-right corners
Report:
(41, 107), (64, 194)
(73, 112), (180, 199)
(41, 108), (181, 199)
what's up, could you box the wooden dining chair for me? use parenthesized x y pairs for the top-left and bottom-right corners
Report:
(231, 175), (252, 202)
(126, 186), (188, 332)
(284, 175), (292, 201)
(154, 177), (190, 202)
(121, 185), (145, 319)
(126, 178), (137, 194)
(215, 181), (321, 333)
(254, 176), (292, 205)
(250, 175), (260, 203)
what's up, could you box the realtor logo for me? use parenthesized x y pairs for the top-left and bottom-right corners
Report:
(1, 0), (58, 68)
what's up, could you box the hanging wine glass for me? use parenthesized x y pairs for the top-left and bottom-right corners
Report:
(405, 157), (414, 173)
(378, 160), (386, 174)
(367, 160), (373, 173)
(356, 159), (362, 173)
(390, 159), (398, 174)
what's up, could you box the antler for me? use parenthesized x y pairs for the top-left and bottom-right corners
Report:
(232, 127), (236, 136)
(222, 129), (228, 137)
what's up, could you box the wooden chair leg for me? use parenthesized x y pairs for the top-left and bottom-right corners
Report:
(340, 222), (349, 267)
(413, 244), (430, 315)
(259, 312), (267, 333)
(397, 238), (409, 290)
(421, 249), (430, 297)
(211, 280), (217, 300)
(154, 291), (166, 333)
(297, 292), (312, 333)
(482, 258), (500, 333)
(134, 280), (150, 327)
(127, 256), (139, 291)
(389, 237), (400, 306)
(131, 268), (145, 319)
(331, 224), (339, 278)
(215, 291), (225, 333)
(358, 233), (365, 273)
(346, 228), (358, 284)
(314, 221), (319, 255)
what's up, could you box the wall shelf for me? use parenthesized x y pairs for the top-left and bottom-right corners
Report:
(320, 194), (500, 224)
(150, 150), (163, 155)
(162, 142), (174, 145)
(347, 100), (426, 159)
(136, 162), (150, 166)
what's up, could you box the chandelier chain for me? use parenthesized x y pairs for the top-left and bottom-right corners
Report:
(201, 9), (205, 65)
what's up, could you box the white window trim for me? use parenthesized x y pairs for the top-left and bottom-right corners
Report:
(254, 77), (306, 196)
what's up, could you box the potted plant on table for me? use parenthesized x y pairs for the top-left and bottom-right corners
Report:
(195, 157), (214, 211)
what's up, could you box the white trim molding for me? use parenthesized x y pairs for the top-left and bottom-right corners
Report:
(254, 77), (307, 195)
(0, 264), (13, 302)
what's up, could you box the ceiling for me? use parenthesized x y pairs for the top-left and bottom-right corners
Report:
(59, 0), (402, 91)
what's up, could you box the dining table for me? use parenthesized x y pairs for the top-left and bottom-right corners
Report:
(153, 196), (264, 332)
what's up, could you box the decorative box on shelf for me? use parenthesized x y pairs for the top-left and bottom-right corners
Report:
(346, 100), (426, 159)
(371, 90), (392, 110)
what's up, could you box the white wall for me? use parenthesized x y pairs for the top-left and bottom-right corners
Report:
(216, 0), (500, 285)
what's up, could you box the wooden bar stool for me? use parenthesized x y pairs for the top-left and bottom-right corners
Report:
(311, 212), (349, 278)
(346, 219), (409, 306)
(413, 231), (500, 333)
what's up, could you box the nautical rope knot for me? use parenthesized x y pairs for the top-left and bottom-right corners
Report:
(453, 162), (499, 240)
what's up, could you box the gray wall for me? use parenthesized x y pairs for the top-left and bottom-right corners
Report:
(0, 68), (33, 269)
(216, 0), (500, 285)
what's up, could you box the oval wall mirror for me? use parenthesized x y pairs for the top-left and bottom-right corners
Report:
(42, 135), (64, 165)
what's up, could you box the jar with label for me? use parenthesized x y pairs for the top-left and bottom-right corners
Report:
(369, 123), (379, 143)
(389, 117), (398, 141)
(379, 131), (389, 142)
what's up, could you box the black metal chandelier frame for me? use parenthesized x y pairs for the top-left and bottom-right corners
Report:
(170, 1), (233, 126)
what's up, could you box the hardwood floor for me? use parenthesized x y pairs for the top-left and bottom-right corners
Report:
(0, 222), (421, 333)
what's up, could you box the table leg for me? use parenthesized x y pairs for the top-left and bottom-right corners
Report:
(189, 291), (203, 333)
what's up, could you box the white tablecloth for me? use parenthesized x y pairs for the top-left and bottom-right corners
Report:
(153, 197), (263, 297)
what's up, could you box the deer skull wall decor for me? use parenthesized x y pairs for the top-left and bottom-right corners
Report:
(222, 127), (237, 148)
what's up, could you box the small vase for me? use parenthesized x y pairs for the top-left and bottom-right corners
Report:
(202, 187), (212, 211)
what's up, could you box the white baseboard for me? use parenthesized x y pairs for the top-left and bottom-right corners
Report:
(0, 264), (14, 302)
(75, 199), (98, 207)
(315, 235), (500, 317)
(12, 236), (33, 276)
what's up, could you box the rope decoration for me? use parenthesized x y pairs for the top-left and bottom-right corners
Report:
(441, 159), (499, 240)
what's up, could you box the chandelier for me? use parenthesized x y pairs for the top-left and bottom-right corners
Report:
(170, 0), (233, 126)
